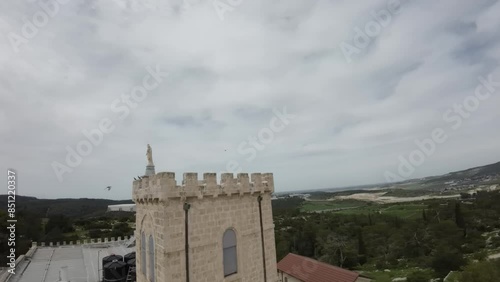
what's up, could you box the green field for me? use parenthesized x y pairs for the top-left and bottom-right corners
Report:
(302, 200), (427, 219)
(301, 200), (366, 212)
(307, 190), (383, 200)
(379, 203), (428, 219)
(336, 203), (427, 219)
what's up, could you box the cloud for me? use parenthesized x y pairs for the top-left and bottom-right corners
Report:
(1, 0), (499, 199)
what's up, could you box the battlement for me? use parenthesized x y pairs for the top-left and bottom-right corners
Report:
(132, 172), (274, 202)
(34, 236), (132, 248)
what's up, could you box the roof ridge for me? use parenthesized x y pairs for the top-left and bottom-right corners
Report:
(286, 253), (360, 277)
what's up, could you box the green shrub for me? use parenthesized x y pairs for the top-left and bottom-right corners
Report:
(407, 270), (431, 282)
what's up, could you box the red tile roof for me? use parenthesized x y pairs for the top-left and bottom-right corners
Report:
(277, 253), (360, 282)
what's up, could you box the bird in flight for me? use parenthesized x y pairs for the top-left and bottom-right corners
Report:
(105, 186), (112, 191)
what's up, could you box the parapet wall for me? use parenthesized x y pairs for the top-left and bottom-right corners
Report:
(133, 172), (274, 202)
(34, 236), (133, 247)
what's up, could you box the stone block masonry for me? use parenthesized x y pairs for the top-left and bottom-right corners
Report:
(133, 172), (275, 201)
(134, 172), (278, 282)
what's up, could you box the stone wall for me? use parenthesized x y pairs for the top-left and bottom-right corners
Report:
(277, 271), (303, 282)
(134, 172), (278, 282)
(0, 243), (37, 282)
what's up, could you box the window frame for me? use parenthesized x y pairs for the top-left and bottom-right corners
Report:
(222, 228), (238, 277)
(141, 231), (147, 276)
(148, 234), (155, 282)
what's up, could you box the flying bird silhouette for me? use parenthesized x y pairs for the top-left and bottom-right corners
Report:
(105, 186), (111, 191)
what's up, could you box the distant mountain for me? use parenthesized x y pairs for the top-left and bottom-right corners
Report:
(421, 161), (500, 184)
(0, 195), (133, 218)
(447, 161), (500, 177)
(3, 162), (499, 210)
(282, 161), (500, 194)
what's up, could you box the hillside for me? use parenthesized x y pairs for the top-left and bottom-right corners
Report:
(0, 195), (133, 218)
(426, 161), (500, 183)
(3, 162), (498, 218)
(301, 162), (500, 195)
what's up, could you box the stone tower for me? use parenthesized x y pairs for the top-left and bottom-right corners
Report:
(132, 171), (278, 282)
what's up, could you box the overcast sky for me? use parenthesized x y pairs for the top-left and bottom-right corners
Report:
(1, 0), (499, 200)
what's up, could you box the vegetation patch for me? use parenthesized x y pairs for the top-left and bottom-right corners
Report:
(274, 190), (500, 281)
(308, 189), (384, 200)
(301, 199), (367, 212)
(383, 189), (435, 198)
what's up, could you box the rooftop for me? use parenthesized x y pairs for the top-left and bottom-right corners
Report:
(277, 253), (364, 282)
(8, 240), (134, 282)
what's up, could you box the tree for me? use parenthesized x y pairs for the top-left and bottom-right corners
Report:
(88, 229), (106, 238)
(321, 233), (356, 268)
(269, 190), (500, 278)
(357, 230), (367, 265)
(16, 211), (42, 241)
(460, 193), (471, 199)
(45, 215), (74, 233)
(460, 259), (500, 282)
(455, 202), (465, 229)
(275, 238), (290, 261)
(42, 227), (65, 243)
(429, 221), (463, 250)
(431, 246), (466, 277)
(111, 222), (133, 237)
(407, 270), (432, 282)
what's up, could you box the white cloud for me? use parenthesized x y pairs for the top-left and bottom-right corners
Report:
(1, 0), (499, 199)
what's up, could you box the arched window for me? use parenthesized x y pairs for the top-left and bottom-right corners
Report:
(223, 229), (237, 277)
(141, 232), (146, 276)
(148, 235), (155, 282)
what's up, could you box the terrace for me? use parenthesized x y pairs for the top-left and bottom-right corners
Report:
(5, 239), (134, 282)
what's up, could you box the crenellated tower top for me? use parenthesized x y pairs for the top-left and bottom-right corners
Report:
(132, 172), (274, 203)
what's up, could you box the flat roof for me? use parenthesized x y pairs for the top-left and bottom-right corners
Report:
(9, 242), (135, 282)
(107, 204), (135, 207)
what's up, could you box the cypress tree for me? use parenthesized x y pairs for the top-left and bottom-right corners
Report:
(358, 230), (367, 265)
(455, 202), (465, 229)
